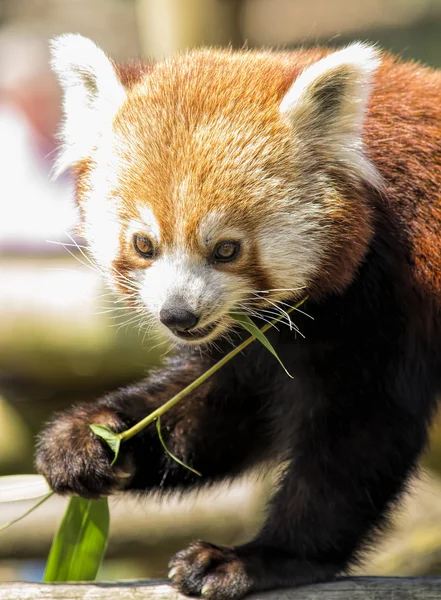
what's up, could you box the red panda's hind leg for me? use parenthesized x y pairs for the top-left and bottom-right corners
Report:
(168, 541), (337, 599)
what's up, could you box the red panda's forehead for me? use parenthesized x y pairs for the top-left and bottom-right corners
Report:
(112, 51), (297, 249)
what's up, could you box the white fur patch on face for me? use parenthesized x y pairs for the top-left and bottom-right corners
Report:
(133, 206), (161, 243)
(280, 42), (382, 188)
(50, 34), (126, 177)
(129, 209), (251, 343)
(257, 210), (323, 294)
(80, 147), (122, 279)
(137, 250), (246, 342)
(197, 211), (245, 249)
(82, 197), (121, 278)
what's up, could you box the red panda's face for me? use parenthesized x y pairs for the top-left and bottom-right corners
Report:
(52, 37), (380, 344)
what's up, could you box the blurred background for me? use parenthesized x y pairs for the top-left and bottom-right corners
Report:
(1, 0), (441, 585)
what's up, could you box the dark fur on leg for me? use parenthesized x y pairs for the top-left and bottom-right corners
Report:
(35, 349), (276, 498)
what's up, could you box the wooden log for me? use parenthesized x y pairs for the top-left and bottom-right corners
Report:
(0, 482), (266, 571)
(0, 578), (441, 599)
(0, 257), (162, 389)
(136, 0), (240, 59)
(4, 473), (441, 578)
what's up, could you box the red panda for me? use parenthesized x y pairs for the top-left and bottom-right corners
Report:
(36, 35), (441, 599)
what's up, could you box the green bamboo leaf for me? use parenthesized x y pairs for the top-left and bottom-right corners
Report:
(89, 425), (121, 465)
(44, 496), (109, 582)
(156, 417), (201, 477)
(230, 312), (293, 378)
(0, 474), (51, 502)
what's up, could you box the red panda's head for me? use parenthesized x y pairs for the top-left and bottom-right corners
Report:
(51, 35), (381, 344)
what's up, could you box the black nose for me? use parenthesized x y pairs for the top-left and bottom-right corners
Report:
(159, 299), (199, 332)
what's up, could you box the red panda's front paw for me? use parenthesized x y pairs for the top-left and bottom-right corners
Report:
(168, 541), (252, 600)
(35, 405), (134, 499)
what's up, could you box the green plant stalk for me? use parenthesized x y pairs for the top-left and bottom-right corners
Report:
(118, 297), (306, 443)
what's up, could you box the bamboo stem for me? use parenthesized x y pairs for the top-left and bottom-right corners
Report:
(119, 298), (306, 443)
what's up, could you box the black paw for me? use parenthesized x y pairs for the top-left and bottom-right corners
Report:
(35, 404), (134, 499)
(168, 541), (252, 600)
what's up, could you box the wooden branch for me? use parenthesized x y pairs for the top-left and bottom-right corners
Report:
(1, 578), (441, 599)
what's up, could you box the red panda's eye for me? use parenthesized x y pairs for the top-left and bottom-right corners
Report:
(133, 234), (155, 258)
(212, 241), (240, 263)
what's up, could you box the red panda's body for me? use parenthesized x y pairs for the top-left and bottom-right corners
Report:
(364, 56), (441, 300)
(36, 39), (441, 599)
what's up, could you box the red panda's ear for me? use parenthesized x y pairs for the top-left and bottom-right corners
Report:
(280, 43), (382, 188)
(50, 34), (126, 178)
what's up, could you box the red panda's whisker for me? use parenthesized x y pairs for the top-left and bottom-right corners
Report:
(260, 314), (304, 337)
(63, 232), (106, 275)
(141, 322), (154, 345)
(248, 291), (313, 323)
(234, 300), (304, 337)
(221, 331), (241, 350)
(111, 315), (143, 330)
(111, 271), (140, 288)
(251, 286), (307, 294)
(56, 232), (138, 294)
(260, 299), (293, 330)
(232, 306), (282, 331)
(99, 309), (142, 321)
(115, 318), (150, 335)
(265, 298), (314, 321)
(147, 336), (175, 355)
(47, 239), (104, 276)
(112, 312), (150, 332)
(44, 267), (94, 276)
(232, 307), (277, 322)
(249, 292), (312, 316)
(110, 269), (140, 289)
(94, 307), (134, 316)
(46, 240), (89, 250)
(95, 300), (128, 309)
(256, 307), (303, 334)
(94, 294), (120, 302)
(112, 279), (141, 294)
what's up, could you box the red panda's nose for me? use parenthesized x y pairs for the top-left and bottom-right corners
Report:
(159, 298), (200, 332)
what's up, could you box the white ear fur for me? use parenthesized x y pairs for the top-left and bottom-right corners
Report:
(50, 34), (126, 177)
(280, 43), (381, 187)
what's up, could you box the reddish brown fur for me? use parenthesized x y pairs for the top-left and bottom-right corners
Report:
(365, 58), (441, 300)
(72, 48), (441, 305)
(115, 60), (154, 89)
(72, 158), (92, 231)
(109, 51), (364, 299)
(96, 49), (440, 305)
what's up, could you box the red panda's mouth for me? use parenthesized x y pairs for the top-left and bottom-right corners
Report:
(172, 320), (219, 342)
